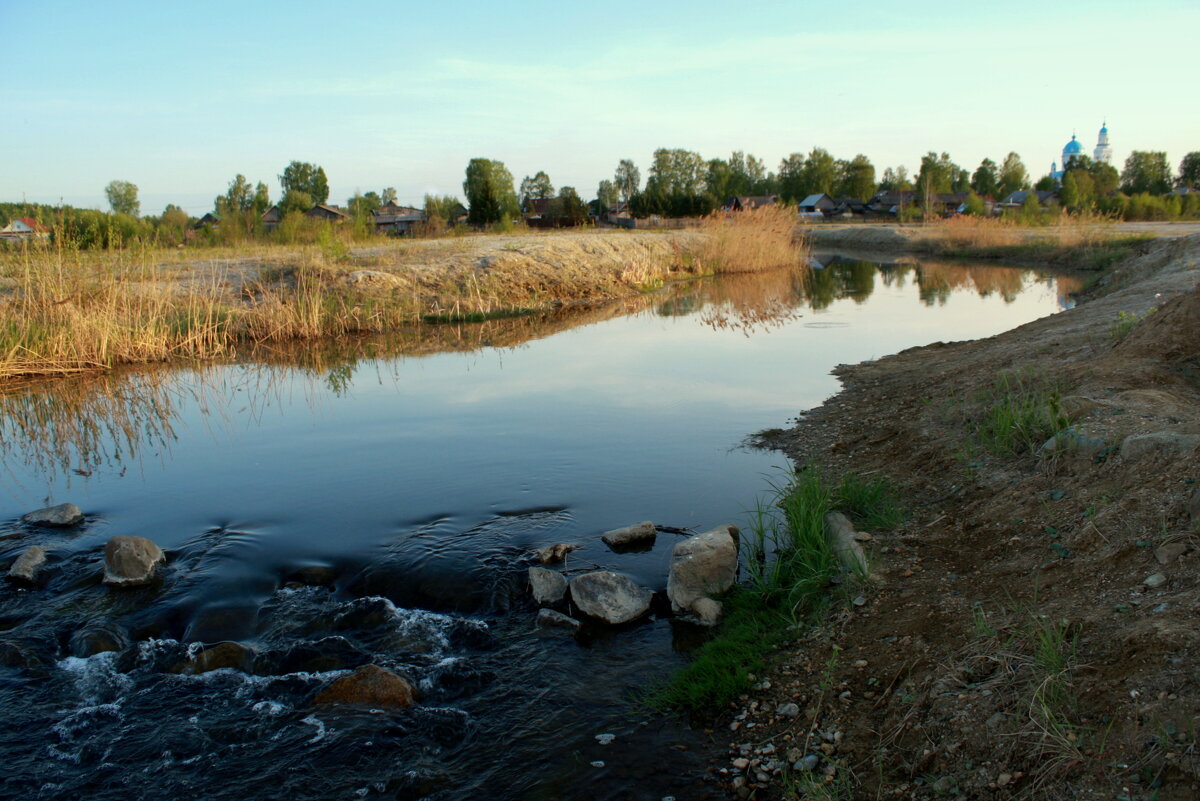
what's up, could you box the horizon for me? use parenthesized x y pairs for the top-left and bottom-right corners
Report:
(2, 0), (1195, 216)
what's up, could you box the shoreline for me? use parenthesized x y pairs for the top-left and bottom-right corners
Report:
(719, 232), (1200, 798)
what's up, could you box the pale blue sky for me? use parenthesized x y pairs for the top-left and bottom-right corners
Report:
(2, 0), (1195, 215)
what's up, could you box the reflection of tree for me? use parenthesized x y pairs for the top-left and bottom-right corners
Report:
(692, 267), (808, 335)
(803, 261), (877, 310)
(911, 261), (1082, 308)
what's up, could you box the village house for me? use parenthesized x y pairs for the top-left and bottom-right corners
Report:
(261, 205), (283, 231)
(723, 195), (779, 212)
(0, 217), (50, 242)
(997, 189), (1059, 210)
(305, 204), (350, 223)
(797, 193), (837, 215)
(372, 201), (426, 235)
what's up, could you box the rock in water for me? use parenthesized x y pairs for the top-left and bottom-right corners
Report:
(601, 521), (657, 549)
(172, 642), (255, 675)
(528, 567), (568, 605)
(535, 543), (578, 564)
(690, 597), (724, 625)
(666, 525), (740, 615)
(22, 503), (84, 528)
(824, 512), (868, 576)
(314, 664), (416, 707)
(103, 536), (165, 587)
(536, 608), (582, 633)
(7, 546), (47, 584)
(569, 571), (652, 625)
(69, 621), (130, 658)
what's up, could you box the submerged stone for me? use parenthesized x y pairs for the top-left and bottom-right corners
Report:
(69, 621), (130, 658)
(536, 543), (579, 564)
(536, 608), (581, 633)
(7, 546), (47, 584)
(22, 503), (84, 528)
(173, 641), (256, 675)
(314, 663), (416, 707)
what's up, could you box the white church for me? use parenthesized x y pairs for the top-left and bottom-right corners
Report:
(1051, 122), (1112, 181)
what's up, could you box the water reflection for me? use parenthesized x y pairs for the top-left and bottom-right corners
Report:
(0, 255), (1081, 488)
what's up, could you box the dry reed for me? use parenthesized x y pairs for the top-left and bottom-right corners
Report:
(693, 205), (810, 274)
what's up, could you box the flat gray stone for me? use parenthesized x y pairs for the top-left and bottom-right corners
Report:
(7, 546), (46, 583)
(103, 536), (165, 587)
(22, 503), (83, 528)
(569, 571), (652, 625)
(528, 566), (568, 606)
(824, 512), (869, 576)
(601, 521), (656, 549)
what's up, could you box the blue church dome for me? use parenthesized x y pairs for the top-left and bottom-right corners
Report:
(1063, 135), (1084, 155)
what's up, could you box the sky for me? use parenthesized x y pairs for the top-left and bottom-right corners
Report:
(2, 0), (1196, 216)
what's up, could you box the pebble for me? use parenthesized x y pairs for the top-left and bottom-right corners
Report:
(732, 758), (749, 770)
(852, 595), (867, 607)
(590, 761), (605, 768)
(594, 733), (615, 745)
(997, 773), (1011, 787)
(794, 754), (820, 772)
(759, 744), (776, 756)
(1144, 573), (1167, 588)
(853, 659), (868, 668)
(777, 702), (800, 717)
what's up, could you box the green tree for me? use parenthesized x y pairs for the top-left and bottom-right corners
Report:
(1175, 152), (1200, 189)
(279, 161), (329, 205)
(1089, 161), (1119, 196)
(998, 152), (1030, 198)
(614, 159), (640, 202)
(279, 188), (314, 216)
(964, 189), (987, 216)
(463, 158), (519, 225)
(596, 179), (618, 213)
(519, 171), (555, 208)
(544, 186), (587, 226)
(802, 147), (838, 197)
(1121, 151), (1172, 195)
(1019, 189), (1042, 223)
(381, 187), (398, 205)
(1060, 170), (1096, 212)
(216, 174), (254, 215)
(834, 154), (876, 201)
(971, 159), (999, 198)
(105, 180), (140, 216)
(1033, 175), (1056, 192)
(424, 194), (462, 222)
(878, 166), (911, 192)
(705, 158), (735, 203)
(347, 190), (383, 219)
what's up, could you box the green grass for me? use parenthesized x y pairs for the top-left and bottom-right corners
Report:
(1109, 308), (1154, 341)
(974, 371), (1068, 456)
(420, 307), (538, 324)
(644, 468), (898, 717)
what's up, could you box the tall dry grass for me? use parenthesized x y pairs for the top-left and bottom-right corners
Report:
(0, 231), (697, 381)
(693, 205), (809, 274)
(918, 212), (1119, 252)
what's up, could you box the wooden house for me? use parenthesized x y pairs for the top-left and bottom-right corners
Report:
(305, 204), (350, 223)
(797, 193), (837, 215)
(0, 217), (50, 242)
(724, 195), (780, 212)
(261, 205), (283, 231)
(372, 202), (426, 235)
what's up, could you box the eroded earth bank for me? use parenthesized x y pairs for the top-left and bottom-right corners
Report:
(736, 234), (1200, 799)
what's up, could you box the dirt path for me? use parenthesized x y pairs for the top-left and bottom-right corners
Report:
(725, 235), (1200, 799)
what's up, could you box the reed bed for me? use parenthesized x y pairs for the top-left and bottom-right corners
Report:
(693, 205), (809, 274)
(0, 231), (697, 381)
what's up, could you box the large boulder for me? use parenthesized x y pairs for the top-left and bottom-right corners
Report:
(314, 664), (416, 707)
(7, 546), (47, 584)
(22, 503), (84, 528)
(666, 524), (740, 616)
(528, 567), (568, 606)
(103, 536), (166, 587)
(824, 512), (869, 576)
(601, 521), (657, 550)
(569, 571), (652, 625)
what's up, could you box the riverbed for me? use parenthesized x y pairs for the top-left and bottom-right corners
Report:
(0, 253), (1079, 800)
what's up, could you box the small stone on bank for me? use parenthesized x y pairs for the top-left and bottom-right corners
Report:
(535, 608), (581, 633)
(1144, 572), (1167, 588)
(22, 503), (84, 528)
(777, 702), (801, 717)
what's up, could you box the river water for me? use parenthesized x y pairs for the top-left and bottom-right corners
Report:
(0, 254), (1078, 800)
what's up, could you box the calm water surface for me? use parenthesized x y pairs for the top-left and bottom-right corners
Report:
(0, 255), (1078, 800)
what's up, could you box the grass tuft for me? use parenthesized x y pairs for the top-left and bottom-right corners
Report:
(694, 205), (809, 274)
(974, 371), (1068, 456)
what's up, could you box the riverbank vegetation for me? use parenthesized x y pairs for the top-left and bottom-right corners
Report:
(0, 210), (812, 381)
(646, 470), (901, 717)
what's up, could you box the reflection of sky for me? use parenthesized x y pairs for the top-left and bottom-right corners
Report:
(0, 264), (1070, 585)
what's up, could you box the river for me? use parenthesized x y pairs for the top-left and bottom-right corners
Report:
(0, 253), (1079, 800)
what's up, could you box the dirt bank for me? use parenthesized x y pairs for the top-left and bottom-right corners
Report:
(806, 221), (1200, 253)
(728, 234), (1200, 799)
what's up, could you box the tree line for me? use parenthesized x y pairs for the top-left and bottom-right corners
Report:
(5, 147), (1199, 249)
